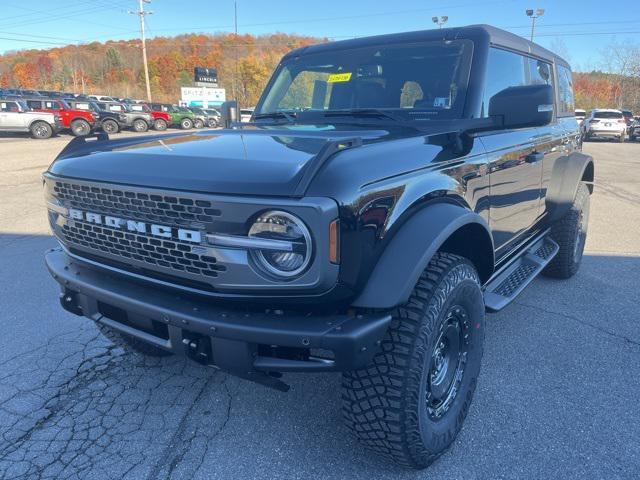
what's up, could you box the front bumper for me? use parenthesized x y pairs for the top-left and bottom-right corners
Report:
(46, 248), (391, 384)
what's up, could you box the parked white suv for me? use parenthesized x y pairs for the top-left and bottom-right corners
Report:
(0, 99), (62, 138)
(582, 109), (626, 142)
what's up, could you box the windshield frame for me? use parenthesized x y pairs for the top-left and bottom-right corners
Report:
(254, 38), (474, 124)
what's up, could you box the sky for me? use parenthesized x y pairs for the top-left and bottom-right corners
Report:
(1, 0), (639, 71)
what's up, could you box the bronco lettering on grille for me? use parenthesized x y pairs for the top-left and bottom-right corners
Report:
(67, 208), (202, 243)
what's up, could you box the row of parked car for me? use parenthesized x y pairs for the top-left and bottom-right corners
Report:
(575, 108), (640, 142)
(0, 89), (221, 139)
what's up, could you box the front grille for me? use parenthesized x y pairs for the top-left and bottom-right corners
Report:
(54, 181), (221, 228)
(61, 219), (226, 279)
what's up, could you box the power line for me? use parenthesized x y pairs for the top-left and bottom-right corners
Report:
(134, 0), (509, 34)
(0, 3), (133, 32)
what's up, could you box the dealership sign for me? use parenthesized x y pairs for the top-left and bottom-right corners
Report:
(194, 67), (218, 85)
(180, 87), (226, 107)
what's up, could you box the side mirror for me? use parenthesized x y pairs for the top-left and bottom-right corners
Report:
(220, 100), (238, 128)
(489, 84), (553, 129)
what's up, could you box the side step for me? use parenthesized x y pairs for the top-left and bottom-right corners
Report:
(484, 236), (559, 312)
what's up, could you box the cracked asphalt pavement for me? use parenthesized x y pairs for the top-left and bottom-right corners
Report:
(1, 132), (639, 479)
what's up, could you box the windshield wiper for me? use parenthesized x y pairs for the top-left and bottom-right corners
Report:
(252, 111), (297, 122)
(322, 108), (405, 123)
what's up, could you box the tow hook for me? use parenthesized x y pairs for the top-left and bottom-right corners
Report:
(182, 334), (213, 365)
(60, 289), (83, 316)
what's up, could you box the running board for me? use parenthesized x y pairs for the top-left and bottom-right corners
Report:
(484, 236), (559, 312)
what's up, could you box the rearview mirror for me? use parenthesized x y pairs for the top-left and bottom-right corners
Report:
(489, 84), (553, 129)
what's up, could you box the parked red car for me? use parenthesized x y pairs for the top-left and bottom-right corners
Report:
(127, 103), (171, 130)
(24, 98), (96, 136)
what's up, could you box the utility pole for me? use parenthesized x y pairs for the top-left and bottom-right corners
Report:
(233, 0), (238, 104)
(525, 8), (545, 42)
(130, 0), (153, 102)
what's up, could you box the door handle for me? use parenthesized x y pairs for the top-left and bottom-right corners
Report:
(525, 152), (544, 164)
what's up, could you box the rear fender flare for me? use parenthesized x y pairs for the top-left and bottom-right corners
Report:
(545, 152), (594, 222)
(352, 203), (494, 309)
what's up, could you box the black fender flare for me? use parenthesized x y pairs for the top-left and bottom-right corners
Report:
(352, 203), (494, 309)
(545, 152), (594, 222)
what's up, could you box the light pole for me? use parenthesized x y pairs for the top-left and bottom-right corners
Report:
(432, 16), (448, 29)
(526, 8), (545, 42)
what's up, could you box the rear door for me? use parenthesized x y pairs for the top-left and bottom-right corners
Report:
(525, 58), (567, 220)
(477, 47), (543, 257)
(538, 63), (580, 218)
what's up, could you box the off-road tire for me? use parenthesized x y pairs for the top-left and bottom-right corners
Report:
(101, 119), (119, 134)
(95, 322), (173, 357)
(133, 119), (148, 132)
(342, 252), (485, 469)
(194, 118), (205, 129)
(180, 118), (193, 129)
(153, 118), (168, 131)
(30, 121), (53, 139)
(543, 182), (590, 279)
(70, 119), (91, 137)
(207, 118), (219, 128)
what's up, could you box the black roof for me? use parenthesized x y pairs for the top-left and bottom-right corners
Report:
(284, 24), (569, 67)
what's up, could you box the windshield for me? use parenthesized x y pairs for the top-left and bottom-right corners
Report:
(256, 39), (473, 122)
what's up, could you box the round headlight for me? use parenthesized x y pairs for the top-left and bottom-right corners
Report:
(248, 210), (312, 278)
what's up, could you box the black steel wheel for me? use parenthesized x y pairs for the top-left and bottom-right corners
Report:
(342, 252), (485, 469)
(70, 119), (91, 137)
(425, 306), (471, 420)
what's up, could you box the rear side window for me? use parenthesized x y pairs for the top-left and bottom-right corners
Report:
(594, 111), (622, 119)
(557, 65), (575, 117)
(26, 100), (42, 109)
(44, 101), (61, 110)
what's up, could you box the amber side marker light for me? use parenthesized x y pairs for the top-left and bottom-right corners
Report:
(329, 219), (340, 264)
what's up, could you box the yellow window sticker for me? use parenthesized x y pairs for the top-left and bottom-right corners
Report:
(327, 72), (352, 83)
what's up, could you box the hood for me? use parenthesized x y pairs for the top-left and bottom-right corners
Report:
(47, 124), (456, 196)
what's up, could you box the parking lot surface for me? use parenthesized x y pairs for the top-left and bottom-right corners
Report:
(0, 134), (638, 479)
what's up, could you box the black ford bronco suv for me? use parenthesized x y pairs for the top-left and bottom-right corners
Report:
(44, 25), (593, 468)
